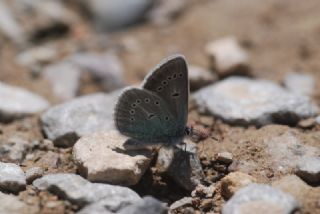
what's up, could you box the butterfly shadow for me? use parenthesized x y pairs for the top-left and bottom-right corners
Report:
(111, 138), (154, 158)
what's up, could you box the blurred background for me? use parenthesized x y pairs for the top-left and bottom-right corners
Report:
(0, 0), (319, 104)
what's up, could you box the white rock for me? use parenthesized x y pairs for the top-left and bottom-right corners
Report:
(0, 82), (49, 122)
(33, 173), (141, 207)
(283, 72), (315, 96)
(73, 130), (153, 186)
(41, 91), (121, 147)
(0, 192), (30, 214)
(188, 65), (216, 91)
(193, 77), (318, 126)
(222, 184), (299, 214)
(0, 162), (26, 193)
(205, 37), (250, 77)
(295, 156), (320, 184)
(16, 45), (57, 68)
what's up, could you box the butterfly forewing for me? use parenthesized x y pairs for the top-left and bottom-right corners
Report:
(115, 88), (182, 143)
(142, 55), (189, 133)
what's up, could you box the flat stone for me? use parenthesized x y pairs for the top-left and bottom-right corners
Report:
(188, 65), (217, 91)
(222, 184), (300, 214)
(283, 72), (315, 96)
(81, 0), (154, 31)
(41, 91), (121, 147)
(73, 130), (152, 186)
(205, 37), (250, 77)
(43, 61), (81, 101)
(0, 162), (26, 193)
(169, 197), (193, 211)
(295, 156), (320, 184)
(26, 167), (44, 184)
(118, 196), (167, 214)
(156, 140), (205, 191)
(33, 173), (141, 207)
(221, 171), (256, 199)
(68, 52), (125, 92)
(216, 152), (233, 164)
(0, 192), (30, 214)
(193, 77), (318, 126)
(0, 81), (49, 122)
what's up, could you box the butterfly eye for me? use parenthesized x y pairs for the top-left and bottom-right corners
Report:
(144, 98), (150, 103)
(172, 73), (177, 79)
(136, 99), (141, 104)
(154, 101), (160, 106)
(178, 73), (183, 77)
(162, 80), (168, 85)
(157, 86), (163, 92)
(131, 103), (137, 108)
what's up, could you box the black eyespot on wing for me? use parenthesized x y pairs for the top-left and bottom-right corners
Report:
(172, 73), (177, 79)
(172, 92), (180, 97)
(167, 76), (172, 80)
(162, 80), (168, 85)
(165, 116), (169, 121)
(178, 73), (183, 77)
(130, 117), (135, 121)
(136, 99), (141, 104)
(157, 86), (163, 92)
(130, 109), (135, 115)
(144, 98), (150, 103)
(154, 101), (160, 106)
(131, 103), (137, 108)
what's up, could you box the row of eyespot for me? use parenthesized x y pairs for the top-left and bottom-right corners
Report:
(157, 72), (183, 92)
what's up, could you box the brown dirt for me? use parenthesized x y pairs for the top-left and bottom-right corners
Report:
(1, 0), (320, 213)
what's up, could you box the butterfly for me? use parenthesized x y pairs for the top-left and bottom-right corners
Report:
(114, 54), (196, 146)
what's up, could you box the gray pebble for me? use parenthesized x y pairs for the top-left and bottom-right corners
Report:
(41, 91), (121, 147)
(0, 191), (30, 214)
(118, 196), (167, 214)
(283, 72), (315, 96)
(26, 167), (44, 184)
(0, 136), (29, 163)
(216, 152), (233, 164)
(33, 173), (140, 208)
(295, 156), (320, 184)
(222, 184), (300, 214)
(0, 81), (49, 122)
(0, 162), (26, 194)
(193, 77), (318, 126)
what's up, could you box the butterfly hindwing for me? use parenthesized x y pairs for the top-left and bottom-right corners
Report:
(142, 55), (189, 134)
(114, 88), (183, 143)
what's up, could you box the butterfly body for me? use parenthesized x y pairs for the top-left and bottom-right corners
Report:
(114, 55), (189, 146)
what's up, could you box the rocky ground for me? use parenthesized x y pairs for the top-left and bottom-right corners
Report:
(0, 0), (320, 213)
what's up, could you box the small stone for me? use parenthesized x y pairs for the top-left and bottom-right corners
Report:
(169, 197), (193, 210)
(80, 0), (154, 31)
(147, 0), (187, 26)
(26, 167), (44, 184)
(73, 130), (153, 186)
(193, 77), (318, 126)
(0, 162), (26, 193)
(295, 156), (320, 184)
(36, 151), (60, 169)
(272, 175), (311, 201)
(221, 171), (256, 199)
(156, 140), (205, 191)
(216, 152), (233, 164)
(188, 65), (217, 91)
(298, 118), (316, 129)
(41, 91), (121, 147)
(0, 81), (49, 122)
(68, 52), (125, 92)
(205, 37), (250, 77)
(222, 184), (300, 214)
(0, 136), (29, 163)
(200, 198), (213, 210)
(191, 184), (216, 198)
(316, 116), (320, 125)
(0, 192), (30, 214)
(283, 72), (315, 96)
(33, 173), (141, 207)
(43, 61), (81, 101)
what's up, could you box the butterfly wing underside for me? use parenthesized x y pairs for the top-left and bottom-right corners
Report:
(114, 88), (182, 144)
(142, 55), (189, 133)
